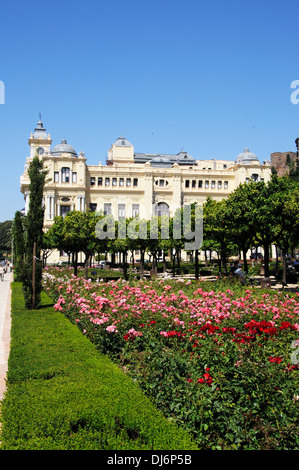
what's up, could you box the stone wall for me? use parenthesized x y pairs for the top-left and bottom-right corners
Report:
(270, 151), (297, 176)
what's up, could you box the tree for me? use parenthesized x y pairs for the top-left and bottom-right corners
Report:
(126, 217), (148, 279)
(146, 215), (169, 277)
(0, 220), (12, 251)
(109, 218), (130, 279)
(241, 180), (276, 278)
(61, 211), (102, 278)
(225, 182), (257, 273)
(41, 229), (55, 267)
(12, 211), (25, 281)
(169, 209), (185, 276)
(22, 156), (47, 309)
(203, 197), (232, 273)
(79, 211), (101, 279)
(269, 175), (299, 283)
(45, 216), (69, 263)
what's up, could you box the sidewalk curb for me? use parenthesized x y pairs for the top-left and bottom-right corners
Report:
(0, 273), (12, 402)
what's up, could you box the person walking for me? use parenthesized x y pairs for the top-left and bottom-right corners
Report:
(0, 265), (4, 281)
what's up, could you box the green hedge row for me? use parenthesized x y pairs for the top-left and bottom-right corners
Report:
(0, 283), (198, 450)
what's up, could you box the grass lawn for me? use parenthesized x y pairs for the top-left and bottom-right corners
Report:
(0, 282), (198, 450)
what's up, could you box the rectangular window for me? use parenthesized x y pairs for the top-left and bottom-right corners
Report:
(205, 181), (209, 189)
(72, 172), (77, 183)
(60, 205), (70, 218)
(119, 178), (124, 186)
(104, 203), (112, 215)
(89, 203), (97, 212)
(61, 167), (70, 183)
(133, 178), (138, 187)
(112, 177), (117, 186)
(218, 181), (222, 189)
(224, 181), (228, 189)
(192, 180), (196, 188)
(211, 181), (215, 189)
(198, 180), (203, 188)
(159, 179), (165, 187)
(185, 180), (190, 188)
(126, 178), (131, 186)
(132, 204), (139, 217)
(118, 204), (125, 218)
(54, 171), (59, 183)
(90, 177), (95, 186)
(98, 177), (103, 186)
(105, 177), (110, 186)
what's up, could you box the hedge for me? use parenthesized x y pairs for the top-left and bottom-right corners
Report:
(0, 283), (198, 450)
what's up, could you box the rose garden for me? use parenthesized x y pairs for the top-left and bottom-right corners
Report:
(40, 266), (299, 449)
(0, 156), (298, 450)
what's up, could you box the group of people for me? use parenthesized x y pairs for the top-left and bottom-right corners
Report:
(0, 261), (11, 281)
(289, 256), (299, 272)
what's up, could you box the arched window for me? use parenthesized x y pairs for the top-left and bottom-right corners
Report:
(61, 167), (70, 183)
(155, 202), (169, 217)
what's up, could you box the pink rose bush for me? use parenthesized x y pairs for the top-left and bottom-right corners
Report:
(43, 270), (299, 450)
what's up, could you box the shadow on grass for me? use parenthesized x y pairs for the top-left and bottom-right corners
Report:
(38, 303), (55, 309)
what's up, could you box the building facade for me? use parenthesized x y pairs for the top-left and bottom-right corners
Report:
(20, 118), (272, 263)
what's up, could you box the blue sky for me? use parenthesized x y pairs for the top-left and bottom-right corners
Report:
(1, 0), (299, 221)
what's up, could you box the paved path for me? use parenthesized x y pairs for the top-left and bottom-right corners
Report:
(0, 270), (12, 401)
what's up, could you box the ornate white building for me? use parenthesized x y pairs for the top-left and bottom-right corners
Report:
(20, 118), (272, 263)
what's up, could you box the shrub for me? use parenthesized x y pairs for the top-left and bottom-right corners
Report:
(42, 272), (299, 450)
(0, 283), (197, 450)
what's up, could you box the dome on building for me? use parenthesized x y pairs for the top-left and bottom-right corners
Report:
(177, 151), (195, 163)
(51, 138), (77, 157)
(236, 148), (259, 164)
(114, 136), (132, 147)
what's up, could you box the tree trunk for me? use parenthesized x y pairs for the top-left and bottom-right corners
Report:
(153, 253), (157, 277)
(172, 251), (176, 277)
(275, 245), (279, 276)
(263, 242), (270, 278)
(163, 252), (167, 273)
(195, 249), (199, 279)
(32, 242), (36, 309)
(282, 250), (287, 284)
(242, 247), (248, 273)
(221, 244), (227, 273)
(177, 250), (181, 274)
(84, 254), (89, 279)
(140, 249), (145, 279)
(73, 252), (78, 277)
(122, 251), (128, 280)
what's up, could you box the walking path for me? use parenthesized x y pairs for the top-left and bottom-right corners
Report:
(0, 270), (12, 401)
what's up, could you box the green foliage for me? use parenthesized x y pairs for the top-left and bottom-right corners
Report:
(44, 272), (299, 450)
(203, 197), (234, 271)
(22, 156), (47, 308)
(12, 211), (25, 281)
(0, 283), (198, 450)
(0, 219), (12, 250)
